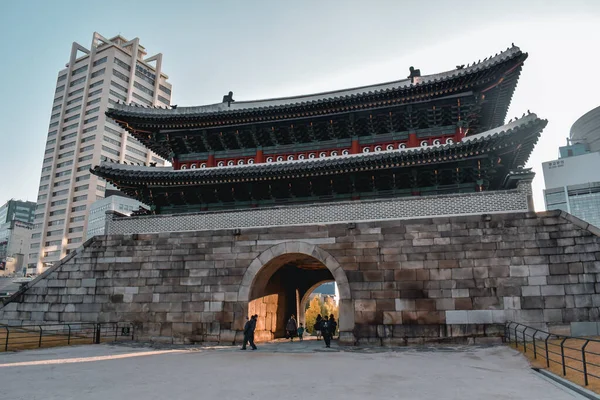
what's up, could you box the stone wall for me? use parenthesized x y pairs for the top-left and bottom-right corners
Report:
(105, 182), (532, 235)
(1, 210), (599, 345)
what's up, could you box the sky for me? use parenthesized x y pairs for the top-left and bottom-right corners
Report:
(0, 0), (599, 210)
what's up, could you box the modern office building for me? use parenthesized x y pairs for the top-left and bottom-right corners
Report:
(29, 32), (172, 273)
(0, 200), (36, 225)
(543, 105), (600, 227)
(0, 220), (33, 275)
(86, 192), (148, 239)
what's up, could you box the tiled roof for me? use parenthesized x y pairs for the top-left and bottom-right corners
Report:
(108, 46), (524, 119)
(92, 113), (546, 185)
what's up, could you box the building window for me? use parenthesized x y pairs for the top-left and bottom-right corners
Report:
(103, 136), (120, 146)
(87, 97), (101, 106)
(68, 237), (83, 244)
(51, 199), (68, 206)
(80, 144), (95, 153)
(54, 170), (71, 178)
(109, 89), (126, 102)
(49, 209), (66, 216)
(125, 155), (144, 164)
(57, 74), (67, 82)
(46, 139), (56, 146)
(65, 104), (82, 115)
(93, 56), (107, 67)
(84, 116), (98, 125)
(66, 96), (83, 106)
(77, 164), (92, 172)
(89, 79), (104, 89)
(105, 126), (122, 138)
(48, 130), (58, 137)
(132, 92), (152, 106)
(44, 250), (61, 257)
(69, 87), (84, 97)
(53, 179), (70, 188)
(133, 81), (154, 97)
(59, 141), (76, 150)
(45, 240), (62, 246)
(110, 81), (128, 93)
(82, 125), (97, 133)
(55, 85), (65, 94)
(32, 233), (41, 239)
(135, 70), (155, 86)
(69, 76), (86, 87)
(81, 135), (95, 144)
(75, 175), (90, 182)
(38, 194), (48, 201)
(52, 189), (69, 197)
(91, 68), (105, 78)
(63, 114), (80, 123)
(126, 145), (147, 158)
(71, 65), (88, 76)
(113, 69), (130, 83)
(79, 154), (93, 162)
(56, 160), (73, 168)
(44, 148), (55, 154)
(74, 184), (89, 192)
(157, 95), (170, 105)
(159, 84), (171, 95)
(39, 184), (49, 191)
(102, 145), (120, 156)
(72, 195), (87, 202)
(58, 151), (75, 159)
(70, 207), (86, 214)
(49, 122), (59, 129)
(89, 88), (103, 97)
(85, 107), (100, 116)
(30, 243), (40, 249)
(70, 215), (85, 223)
(62, 123), (79, 132)
(47, 220), (64, 227)
(61, 132), (77, 141)
(114, 57), (131, 71)
(43, 157), (54, 164)
(50, 112), (60, 120)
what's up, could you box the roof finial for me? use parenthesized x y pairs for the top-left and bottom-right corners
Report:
(408, 66), (421, 83)
(222, 91), (235, 107)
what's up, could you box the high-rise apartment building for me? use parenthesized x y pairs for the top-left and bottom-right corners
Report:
(29, 32), (172, 273)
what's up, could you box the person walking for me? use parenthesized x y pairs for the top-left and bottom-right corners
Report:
(329, 314), (337, 339)
(297, 323), (305, 341)
(286, 315), (297, 341)
(314, 314), (323, 339)
(321, 315), (331, 348)
(241, 314), (257, 350)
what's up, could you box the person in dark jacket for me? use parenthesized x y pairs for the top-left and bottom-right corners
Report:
(241, 315), (257, 350)
(329, 314), (337, 339)
(314, 314), (323, 339)
(321, 315), (331, 348)
(286, 315), (298, 341)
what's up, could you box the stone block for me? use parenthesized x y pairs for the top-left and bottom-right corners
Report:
(429, 269), (451, 280)
(355, 300), (377, 312)
(503, 297), (521, 310)
(445, 310), (468, 324)
(451, 268), (473, 280)
(571, 322), (599, 337)
(509, 265), (529, 277)
(541, 285), (565, 296)
(528, 264), (549, 276)
(544, 296), (566, 309)
(565, 283), (595, 295)
(468, 310), (493, 324)
(521, 296), (543, 309)
(395, 299), (415, 311)
(528, 276), (547, 286)
(522, 286), (541, 297)
(383, 311), (403, 325)
(574, 295), (592, 308)
(435, 298), (455, 311)
(452, 289), (469, 298)
(455, 298), (473, 310)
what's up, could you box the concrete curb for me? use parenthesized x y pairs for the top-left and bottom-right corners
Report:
(533, 368), (600, 400)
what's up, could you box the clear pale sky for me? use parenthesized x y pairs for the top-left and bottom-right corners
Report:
(1, 0), (599, 210)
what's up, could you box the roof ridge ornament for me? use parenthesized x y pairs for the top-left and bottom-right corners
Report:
(222, 91), (235, 107)
(408, 67), (421, 83)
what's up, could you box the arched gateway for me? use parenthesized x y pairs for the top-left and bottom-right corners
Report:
(237, 242), (354, 344)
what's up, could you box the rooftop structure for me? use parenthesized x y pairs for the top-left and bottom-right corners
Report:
(0, 200), (36, 225)
(93, 45), (545, 216)
(30, 32), (172, 273)
(570, 105), (600, 153)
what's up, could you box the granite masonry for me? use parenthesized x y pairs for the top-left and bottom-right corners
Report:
(1, 210), (600, 345)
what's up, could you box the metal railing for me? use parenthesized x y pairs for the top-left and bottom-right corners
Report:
(506, 321), (600, 387)
(0, 322), (134, 352)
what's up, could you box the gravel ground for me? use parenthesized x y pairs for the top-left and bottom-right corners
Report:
(0, 339), (582, 399)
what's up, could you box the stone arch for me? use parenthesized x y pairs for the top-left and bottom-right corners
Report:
(237, 241), (354, 343)
(298, 279), (335, 327)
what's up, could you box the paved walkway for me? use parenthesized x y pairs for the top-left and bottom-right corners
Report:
(0, 339), (583, 399)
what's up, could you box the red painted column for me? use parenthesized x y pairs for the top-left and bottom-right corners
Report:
(454, 125), (465, 142)
(172, 158), (179, 169)
(350, 137), (360, 154)
(255, 148), (264, 163)
(207, 153), (215, 167)
(408, 132), (419, 148)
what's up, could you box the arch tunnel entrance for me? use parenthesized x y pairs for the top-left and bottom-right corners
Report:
(237, 242), (354, 344)
(249, 253), (334, 341)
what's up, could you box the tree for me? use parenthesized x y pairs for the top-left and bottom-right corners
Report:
(305, 296), (324, 334)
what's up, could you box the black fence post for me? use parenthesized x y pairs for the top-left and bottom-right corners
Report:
(582, 340), (590, 386)
(95, 324), (101, 344)
(560, 337), (567, 376)
(115, 325), (118, 342)
(532, 329), (538, 359)
(38, 326), (43, 348)
(67, 325), (71, 345)
(131, 324), (134, 341)
(4, 327), (9, 351)
(522, 327), (528, 353)
(545, 334), (550, 368)
(514, 324), (519, 347)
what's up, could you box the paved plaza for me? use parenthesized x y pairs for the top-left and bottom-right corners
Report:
(0, 340), (584, 399)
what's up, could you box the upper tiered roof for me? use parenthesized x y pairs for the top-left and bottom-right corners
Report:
(106, 45), (527, 159)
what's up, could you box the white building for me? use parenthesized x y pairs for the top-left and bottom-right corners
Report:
(29, 32), (173, 273)
(86, 194), (147, 239)
(0, 220), (33, 275)
(543, 106), (600, 228)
